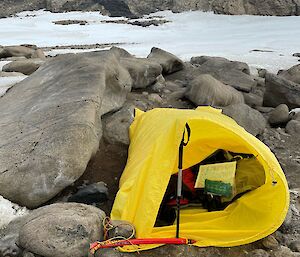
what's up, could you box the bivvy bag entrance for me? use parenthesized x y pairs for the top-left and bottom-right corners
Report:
(111, 107), (289, 251)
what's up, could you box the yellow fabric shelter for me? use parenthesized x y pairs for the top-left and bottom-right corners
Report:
(111, 107), (289, 250)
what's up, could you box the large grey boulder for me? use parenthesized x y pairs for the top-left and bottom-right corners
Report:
(18, 203), (105, 257)
(121, 57), (162, 89)
(279, 64), (300, 84)
(222, 103), (267, 136)
(191, 56), (256, 92)
(147, 47), (184, 74)
(2, 59), (44, 75)
(263, 73), (300, 109)
(185, 74), (244, 107)
(0, 51), (132, 208)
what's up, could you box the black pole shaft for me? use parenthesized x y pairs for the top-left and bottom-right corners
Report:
(176, 142), (184, 238)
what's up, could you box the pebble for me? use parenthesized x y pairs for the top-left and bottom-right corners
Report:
(262, 235), (280, 250)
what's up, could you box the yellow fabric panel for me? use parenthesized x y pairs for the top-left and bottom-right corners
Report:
(235, 158), (265, 195)
(111, 107), (289, 250)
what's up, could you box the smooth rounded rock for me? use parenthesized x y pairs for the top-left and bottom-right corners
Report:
(19, 203), (105, 257)
(268, 104), (290, 126)
(186, 74), (244, 107)
(262, 235), (280, 250)
(286, 120), (300, 135)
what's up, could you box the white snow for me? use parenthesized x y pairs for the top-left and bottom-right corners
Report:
(0, 196), (29, 229)
(0, 76), (27, 97)
(0, 61), (11, 71)
(0, 10), (299, 72)
(45, 47), (110, 56)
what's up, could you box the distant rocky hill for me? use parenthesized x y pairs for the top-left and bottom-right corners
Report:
(0, 0), (299, 18)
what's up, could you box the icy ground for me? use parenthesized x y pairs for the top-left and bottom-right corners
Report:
(0, 10), (300, 73)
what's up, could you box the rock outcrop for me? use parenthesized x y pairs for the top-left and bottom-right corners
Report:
(1, 0), (299, 18)
(211, 0), (300, 16)
(46, 0), (135, 17)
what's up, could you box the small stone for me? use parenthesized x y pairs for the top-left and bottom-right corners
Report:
(107, 220), (135, 239)
(142, 91), (149, 96)
(250, 249), (270, 257)
(151, 74), (166, 92)
(273, 246), (300, 257)
(268, 104), (290, 126)
(289, 241), (300, 252)
(23, 251), (36, 257)
(274, 231), (287, 245)
(156, 74), (165, 84)
(262, 235), (280, 250)
(258, 68), (267, 78)
(148, 93), (163, 103)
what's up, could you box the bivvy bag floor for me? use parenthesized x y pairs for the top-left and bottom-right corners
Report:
(111, 107), (289, 251)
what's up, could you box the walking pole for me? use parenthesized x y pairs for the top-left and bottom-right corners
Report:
(176, 123), (191, 238)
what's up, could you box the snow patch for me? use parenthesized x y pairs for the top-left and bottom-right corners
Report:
(0, 61), (11, 71)
(0, 196), (29, 229)
(0, 76), (27, 97)
(0, 10), (299, 72)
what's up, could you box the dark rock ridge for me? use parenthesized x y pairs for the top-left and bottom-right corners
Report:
(46, 0), (136, 18)
(1, 0), (300, 18)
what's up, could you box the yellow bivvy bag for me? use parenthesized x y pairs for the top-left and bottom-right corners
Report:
(111, 107), (289, 251)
